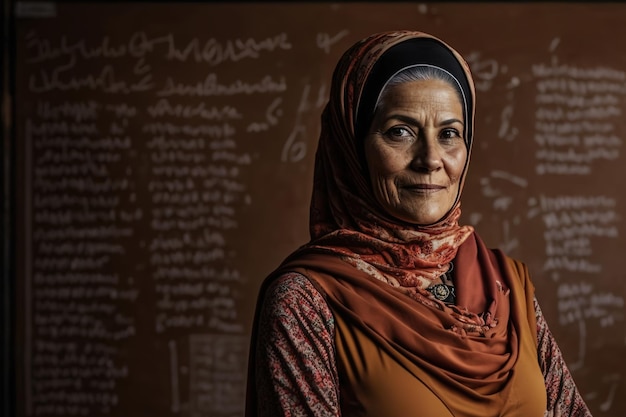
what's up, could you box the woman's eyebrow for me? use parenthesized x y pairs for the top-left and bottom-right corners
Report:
(386, 114), (464, 127)
(439, 118), (464, 127)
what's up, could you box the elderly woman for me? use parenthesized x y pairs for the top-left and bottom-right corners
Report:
(245, 31), (592, 417)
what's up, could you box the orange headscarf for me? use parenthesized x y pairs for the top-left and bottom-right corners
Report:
(305, 30), (476, 291)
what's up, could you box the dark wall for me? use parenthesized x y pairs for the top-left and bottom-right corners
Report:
(2, 0), (16, 415)
(10, 2), (626, 416)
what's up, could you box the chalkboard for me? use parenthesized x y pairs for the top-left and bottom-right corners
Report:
(11, 2), (626, 416)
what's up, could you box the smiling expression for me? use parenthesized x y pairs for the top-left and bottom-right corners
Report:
(364, 79), (468, 225)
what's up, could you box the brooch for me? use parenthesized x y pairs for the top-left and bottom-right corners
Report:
(427, 283), (456, 304)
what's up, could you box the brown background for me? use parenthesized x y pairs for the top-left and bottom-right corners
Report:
(12, 2), (626, 416)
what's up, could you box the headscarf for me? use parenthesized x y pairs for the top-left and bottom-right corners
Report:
(304, 30), (476, 291)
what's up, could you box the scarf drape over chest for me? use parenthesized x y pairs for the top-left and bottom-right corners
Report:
(269, 235), (544, 416)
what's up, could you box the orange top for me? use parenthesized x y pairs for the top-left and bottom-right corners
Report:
(267, 234), (547, 416)
(330, 255), (546, 416)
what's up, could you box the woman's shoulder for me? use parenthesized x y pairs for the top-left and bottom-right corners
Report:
(262, 271), (333, 316)
(266, 271), (324, 297)
(258, 271), (335, 339)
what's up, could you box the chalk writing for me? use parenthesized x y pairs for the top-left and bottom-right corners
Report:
(24, 34), (145, 411)
(246, 97), (283, 132)
(472, 170), (527, 253)
(533, 59), (625, 175)
(189, 334), (248, 417)
(25, 31), (292, 66)
(536, 194), (618, 273)
(157, 74), (287, 97)
(465, 51), (499, 91)
(163, 32), (293, 65)
(147, 98), (242, 120)
(316, 30), (350, 54)
(599, 374), (622, 412)
(282, 83), (326, 162)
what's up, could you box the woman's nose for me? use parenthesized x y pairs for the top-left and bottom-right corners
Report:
(410, 136), (443, 172)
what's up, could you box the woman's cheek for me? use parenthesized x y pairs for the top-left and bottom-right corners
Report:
(373, 177), (397, 205)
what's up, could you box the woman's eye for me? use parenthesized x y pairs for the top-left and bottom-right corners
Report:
(386, 126), (413, 140)
(440, 128), (461, 140)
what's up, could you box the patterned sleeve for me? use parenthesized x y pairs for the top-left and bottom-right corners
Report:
(535, 297), (593, 417)
(254, 272), (341, 417)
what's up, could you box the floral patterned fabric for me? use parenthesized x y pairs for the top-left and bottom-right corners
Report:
(254, 272), (592, 417)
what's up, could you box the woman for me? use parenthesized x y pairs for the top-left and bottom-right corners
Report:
(245, 31), (592, 417)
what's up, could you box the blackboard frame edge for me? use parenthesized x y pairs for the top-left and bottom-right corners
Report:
(8, 0), (612, 4)
(1, 0), (16, 416)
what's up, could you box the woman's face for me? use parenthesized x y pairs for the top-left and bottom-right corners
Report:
(364, 79), (467, 225)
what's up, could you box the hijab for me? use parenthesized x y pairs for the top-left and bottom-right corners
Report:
(305, 30), (476, 291)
